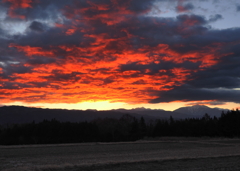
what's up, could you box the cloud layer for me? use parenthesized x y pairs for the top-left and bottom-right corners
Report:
(0, 0), (240, 106)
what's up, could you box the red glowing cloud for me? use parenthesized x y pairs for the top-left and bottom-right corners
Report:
(4, 39), (226, 104)
(3, 0), (32, 8)
(3, 0), (34, 19)
(1, 0), (240, 107)
(9, 44), (54, 57)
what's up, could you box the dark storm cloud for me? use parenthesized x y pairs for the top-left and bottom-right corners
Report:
(14, 26), (87, 48)
(149, 46), (240, 103)
(120, 15), (209, 49)
(3, 2), (210, 56)
(136, 16), (240, 104)
(1, 63), (32, 75)
(26, 57), (56, 65)
(103, 76), (115, 85)
(186, 69), (240, 89)
(120, 60), (201, 74)
(124, 15), (220, 55)
(24, 6), (63, 21)
(30, 81), (50, 88)
(157, 26), (240, 55)
(201, 28), (240, 44)
(1, 2), (237, 59)
(176, 3), (194, 13)
(0, 82), (31, 89)
(1, 0), (73, 21)
(0, 27), (5, 37)
(0, 40), (31, 77)
(176, 14), (207, 25)
(150, 85), (240, 103)
(237, 5), (240, 11)
(72, 0), (156, 14)
(29, 21), (45, 32)
(43, 70), (82, 82)
(30, 0), (73, 9)
(209, 14), (223, 22)
(0, 38), (34, 62)
(184, 3), (195, 10)
(190, 50), (240, 87)
(128, 0), (156, 13)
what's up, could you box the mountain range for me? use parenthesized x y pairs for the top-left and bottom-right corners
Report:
(0, 105), (229, 125)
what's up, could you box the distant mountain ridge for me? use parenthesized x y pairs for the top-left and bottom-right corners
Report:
(174, 105), (229, 118)
(112, 108), (192, 119)
(0, 105), (229, 125)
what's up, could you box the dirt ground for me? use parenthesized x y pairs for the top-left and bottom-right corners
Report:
(72, 156), (240, 171)
(0, 137), (240, 171)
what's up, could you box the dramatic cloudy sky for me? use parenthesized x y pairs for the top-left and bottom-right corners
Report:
(0, 0), (240, 110)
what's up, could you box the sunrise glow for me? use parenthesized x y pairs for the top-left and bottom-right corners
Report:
(0, 0), (240, 111)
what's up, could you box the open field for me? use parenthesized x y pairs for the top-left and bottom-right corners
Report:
(1, 137), (240, 171)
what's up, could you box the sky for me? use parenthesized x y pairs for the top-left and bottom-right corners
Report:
(0, 0), (240, 111)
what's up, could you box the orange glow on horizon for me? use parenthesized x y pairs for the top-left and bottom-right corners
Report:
(2, 101), (240, 112)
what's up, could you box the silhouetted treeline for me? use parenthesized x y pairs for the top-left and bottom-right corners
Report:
(0, 110), (239, 145)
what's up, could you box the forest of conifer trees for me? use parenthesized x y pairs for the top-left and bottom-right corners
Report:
(0, 109), (239, 145)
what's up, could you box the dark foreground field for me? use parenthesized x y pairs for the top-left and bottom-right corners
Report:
(1, 138), (240, 171)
